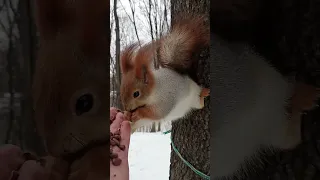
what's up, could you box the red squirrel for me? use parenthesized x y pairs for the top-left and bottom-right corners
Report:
(32, 0), (110, 179)
(210, 34), (320, 179)
(120, 15), (210, 131)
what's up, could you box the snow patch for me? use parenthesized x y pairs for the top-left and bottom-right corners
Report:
(129, 132), (171, 180)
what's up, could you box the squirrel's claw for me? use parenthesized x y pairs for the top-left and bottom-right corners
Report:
(131, 111), (141, 122)
(201, 88), (210, 97)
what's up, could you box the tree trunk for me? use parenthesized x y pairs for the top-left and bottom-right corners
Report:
(113, 0), (122, 109)
(17, 0), (46, 156)
(5, 14), (15, 145)
(169, 1), (210, 180)
(150, 122), (156, 132)
(147, 0), (154, 41)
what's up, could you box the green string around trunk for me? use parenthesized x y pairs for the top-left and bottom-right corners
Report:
(163, 130), (210, 180)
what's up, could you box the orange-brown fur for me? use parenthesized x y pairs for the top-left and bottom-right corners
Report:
(120, 43), (137, 74)
(291, 82), (320, 113)
(200, 88), (211, 108)
(120, 43), (156, 112)
(33, 0), (110, 179)
(158, 15), (209, 74)
(120, 15), (209, 123)
(134, 42), (158, 79)
(126, 104), (161, 122)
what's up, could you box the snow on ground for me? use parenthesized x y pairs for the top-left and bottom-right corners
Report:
(129, 132), (171, 180)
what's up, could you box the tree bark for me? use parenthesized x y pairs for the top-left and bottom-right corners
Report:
(169, 1), (210, 180)
(113, 0), (121, 109)
(17, 0), (46, 156)
(5, 9), (15, 145)
(147, 0), (154, 41)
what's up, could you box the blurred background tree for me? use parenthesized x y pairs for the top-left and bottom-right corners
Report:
(0, 0), (45, 155)
(110, 0), (171, 132)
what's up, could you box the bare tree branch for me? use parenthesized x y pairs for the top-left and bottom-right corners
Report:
(128, 0), (141, 46)
(113, 0), (121, 108)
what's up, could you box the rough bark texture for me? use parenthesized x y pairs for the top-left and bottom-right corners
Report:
(244, 103), (320, 180)
(169, 1), (210, 180)
(211, 0), (320, 179)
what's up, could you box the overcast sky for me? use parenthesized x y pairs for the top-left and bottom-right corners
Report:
(110, 0), (153, 50)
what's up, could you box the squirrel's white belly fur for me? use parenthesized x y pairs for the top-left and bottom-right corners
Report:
(153, 68), (202, 122)
(133, 68), (202, 130)
(211, 43), (297, 179)
(162, 75), (201, 122)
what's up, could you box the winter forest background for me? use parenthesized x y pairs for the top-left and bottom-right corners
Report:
(0, 0), (46, 153)
(110, 0), (171, 132)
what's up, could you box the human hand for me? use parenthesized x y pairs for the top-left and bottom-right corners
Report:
(17, 160), (48, 180)
(0, 144), (49, 180)
(110, 107), (131, 180)
(0, 144), (25, 180)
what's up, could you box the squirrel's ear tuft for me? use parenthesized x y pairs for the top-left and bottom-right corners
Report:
(134, 64), (147, 83)
(134, 64), (149, 85)
(134, 42), (155, 82)
(159, 14), (209, 70)
(142, 65), (149, 84)
(120, 43), (138, 74)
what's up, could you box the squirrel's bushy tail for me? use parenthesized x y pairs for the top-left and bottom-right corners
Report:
(158, 14), (210, 72)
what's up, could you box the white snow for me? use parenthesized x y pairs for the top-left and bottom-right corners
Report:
(128, 132), (171, 180)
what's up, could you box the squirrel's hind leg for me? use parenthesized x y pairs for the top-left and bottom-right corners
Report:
(280, 82), (320, 149)
(197, 88), (210, 109)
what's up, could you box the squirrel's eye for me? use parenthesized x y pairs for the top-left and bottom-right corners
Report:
(75, 93), (94, 116)
(133, 91), (140, 98)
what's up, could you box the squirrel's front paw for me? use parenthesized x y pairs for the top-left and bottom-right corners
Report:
(291, 82), (320, 112)
(131, 111), (142, 122)
(123, 111), (132, 121)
